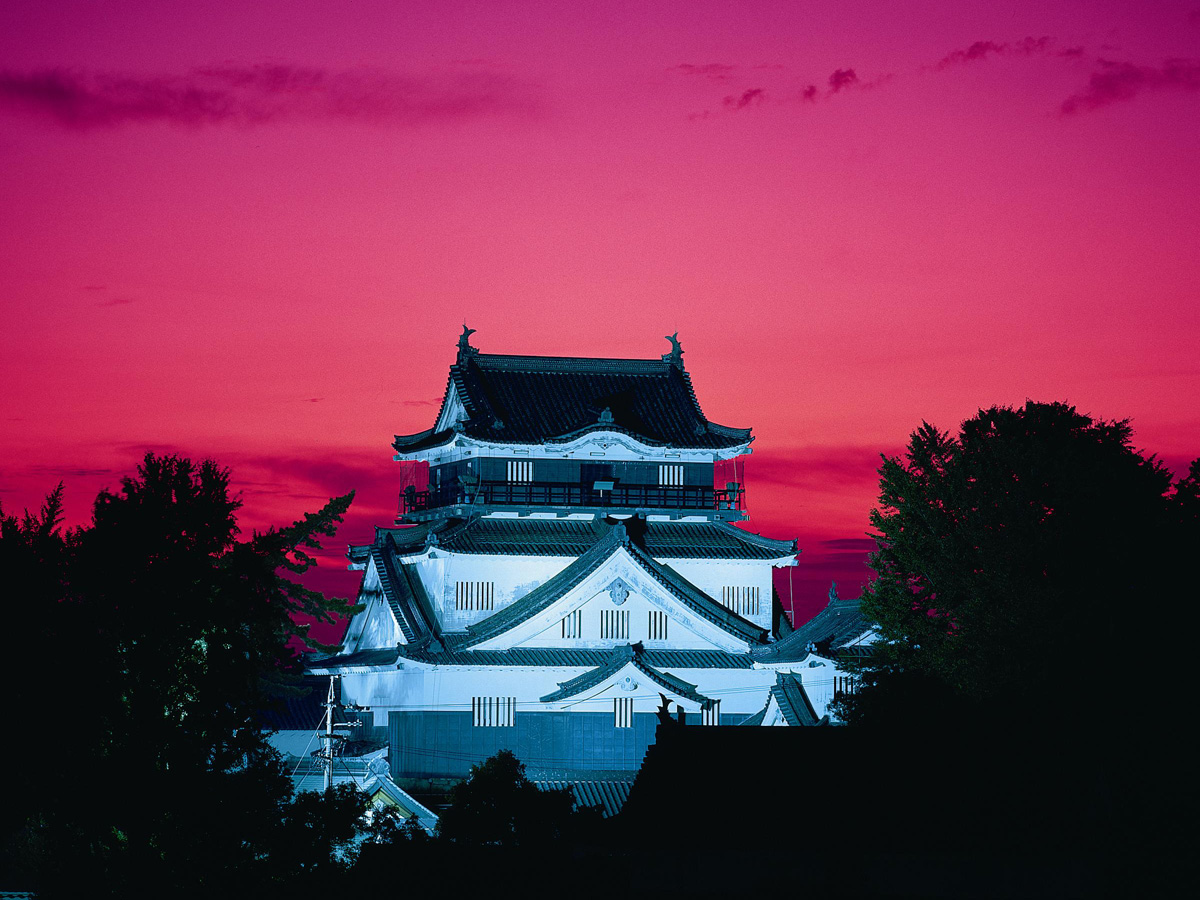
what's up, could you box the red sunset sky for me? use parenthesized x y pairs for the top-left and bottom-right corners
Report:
(2, 1), (1198, 631)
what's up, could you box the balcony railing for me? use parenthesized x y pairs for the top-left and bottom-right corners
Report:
(401, 480), (744, 516)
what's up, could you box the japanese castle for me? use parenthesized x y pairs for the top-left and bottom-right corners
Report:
(308, 329), (870, 782)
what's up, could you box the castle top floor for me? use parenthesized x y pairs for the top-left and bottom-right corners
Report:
(393, 329), (754, 522)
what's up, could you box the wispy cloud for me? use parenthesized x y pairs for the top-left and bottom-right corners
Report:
(0, 63), (537, 130)
(97, 296), (135, 307)
(723, 87), (765, 110)
(1061, 58), (1200, 114)
(670, 63), (737, 81)
(934, 36), (1054, 70)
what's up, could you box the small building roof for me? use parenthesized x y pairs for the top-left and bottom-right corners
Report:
(754, 584), (872, 662)
(529, 770), (637, 818)
(539, 644), (713, 705)
(768, 672), (828, 727)
(393, 334), (753, 453)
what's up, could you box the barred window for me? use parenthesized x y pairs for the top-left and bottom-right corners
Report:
(834, 675), (856, 696)
(507, 460), (533, 483)
(600, 609), (629, 640)
(455, 581), (495, 611)
(561, 609), (583, 638)
(658, 464), (684, 486)
(472, 696), (516, 727)
(701, 700), (721, 726)
(720, 585), (761, 617)
(614, 697), (634, 728)
(647, 610), (669, 640)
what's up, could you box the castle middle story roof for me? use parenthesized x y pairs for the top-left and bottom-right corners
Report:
(349, 516), (797, 563)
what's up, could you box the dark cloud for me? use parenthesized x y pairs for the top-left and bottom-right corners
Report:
(800, 84), (818, 102)
(400, 398), (440, 407)
(303, 397), (324, 403)
(670, 63), (737, 81)
(827, 69), (859, 93)
(25, 465), (116, 480)
(935, 36), (1052, 70)
(1061, 58), (1200, 114)
(723, 88), (765, 110)
(0, 64), (537, 130)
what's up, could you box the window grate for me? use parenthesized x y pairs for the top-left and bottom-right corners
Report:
(658, 464), (684, 486)
(647, 610), (669, 640)
(720, 585), (760, 617)
(455, 581), (495, 611)
(507, 460), (533, 483)
(561, 609), (583, 638)
(614, 697), (634, 728)
(600, 609), (629, 640)
(472, 696), (516, 727)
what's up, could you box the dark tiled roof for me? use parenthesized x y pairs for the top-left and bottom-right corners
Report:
(306, 647), (402, 670)
(415, 516), (795, 560)
(771, 672), (827, 726)
(398, 645), (755, 669)
(529, 770), (637, 817)
(449, 520), (768, 650)
(754, 588), (871, 662)
(739, 706), (768, 727)
(539, 645), (712, 704)
(371, 535), (439, 644)
(394, 347), (753, 451)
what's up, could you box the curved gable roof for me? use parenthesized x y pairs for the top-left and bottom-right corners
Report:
(539, 644), (713, 705)
(450, 520), (769, 650)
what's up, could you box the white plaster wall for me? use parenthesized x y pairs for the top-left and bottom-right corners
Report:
(661, 558), (776, 630)
(407, 552), (572, 632)
(519, 581), (723, 651)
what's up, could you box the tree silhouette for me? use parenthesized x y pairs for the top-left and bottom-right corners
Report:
(0, 454), (364, 897)
(839, 401), (1196, 727)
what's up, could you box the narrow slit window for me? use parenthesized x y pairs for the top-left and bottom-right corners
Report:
(658, 464), (684, 486)
(472, 696), (516, 727)
(600, 609), (629, 640)
(455, 581), (495, 611)
(720, 586), (760, 617)
(614, 697), (634, 728)
(647, 610), (669, 641)
(507, 460), (533, 483)
(561, 609), (583, 638)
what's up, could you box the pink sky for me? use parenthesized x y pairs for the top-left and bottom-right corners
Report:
(3, 1), (1198, 629)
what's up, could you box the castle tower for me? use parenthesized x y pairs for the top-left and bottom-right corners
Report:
(309, 331), (866, 785)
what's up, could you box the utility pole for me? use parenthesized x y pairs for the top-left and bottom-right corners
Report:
(322, 676), (336, 791)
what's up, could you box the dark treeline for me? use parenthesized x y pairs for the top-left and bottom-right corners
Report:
(0, 455), (364, 897)
(3, 400), (1197, 898)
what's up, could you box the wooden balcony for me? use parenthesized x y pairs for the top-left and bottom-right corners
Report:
(400, 480), (744, 516)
